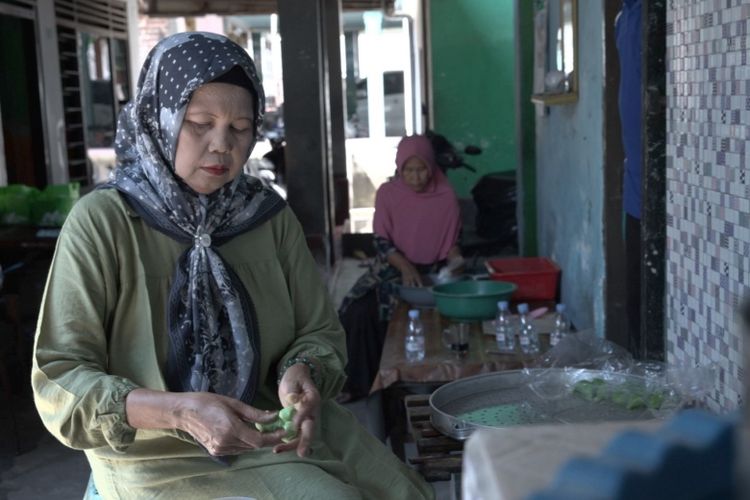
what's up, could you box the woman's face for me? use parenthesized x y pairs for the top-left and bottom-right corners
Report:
(401, 156), (432, 192)
(174, 82), (255, 194)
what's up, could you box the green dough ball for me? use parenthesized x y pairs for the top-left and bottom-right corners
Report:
(646, 392), (665, 410)
(573, 381), (596, 400)
(281, 420), (298, 443)
(279, 406), (296, 422)
(611, 390), (628, 405)
(626, 396), (646, 410)
(255, 421), (283, 433)
(592, 385), (608, 402)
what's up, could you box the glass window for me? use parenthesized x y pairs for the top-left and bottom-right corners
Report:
(79, 33), (115, 148)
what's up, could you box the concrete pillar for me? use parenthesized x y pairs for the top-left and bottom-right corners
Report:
(36, 0), (68, 184)
(322, 0), (349, 226)
(278, 0), (345, 264)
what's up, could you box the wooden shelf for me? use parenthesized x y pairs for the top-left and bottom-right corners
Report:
(531, 91), (579, 106)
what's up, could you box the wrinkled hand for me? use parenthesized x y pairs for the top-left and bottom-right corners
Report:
(276, 362), (321, 458)
(400, 263), (423, 287)
(174, 392), (284, 456)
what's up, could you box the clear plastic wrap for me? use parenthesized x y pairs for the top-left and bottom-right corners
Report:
(517, 330), (716, 419)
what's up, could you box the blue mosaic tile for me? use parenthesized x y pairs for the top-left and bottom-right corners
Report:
(667, 0), (748, 411)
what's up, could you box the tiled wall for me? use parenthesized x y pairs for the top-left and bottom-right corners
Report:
(666, 1), (749, 411)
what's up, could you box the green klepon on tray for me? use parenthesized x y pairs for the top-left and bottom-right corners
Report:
(456, 404), (530, 427)
(572, 378), (668, 410)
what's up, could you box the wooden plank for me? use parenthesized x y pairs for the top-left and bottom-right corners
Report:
(404, 394), (430, 407)
(416, 436), (464, 454)
(419, 469), (452, 482)
(414, 427), (442, 438)
(412, 456), (462, 473)
(408, 406), (432, 419)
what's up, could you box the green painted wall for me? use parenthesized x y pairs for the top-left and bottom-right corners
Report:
(430, 0), (517, 199)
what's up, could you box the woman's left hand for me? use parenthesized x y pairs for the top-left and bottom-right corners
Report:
(275, 362), (321, 458)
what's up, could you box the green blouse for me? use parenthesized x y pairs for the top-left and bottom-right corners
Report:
(32, 190), (432, 500)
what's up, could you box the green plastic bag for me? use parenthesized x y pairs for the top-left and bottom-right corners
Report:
(31, 182), (80, 227)
(0, 184), (40, 225)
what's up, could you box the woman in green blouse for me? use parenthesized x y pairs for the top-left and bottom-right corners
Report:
(31, 32), (432, 500)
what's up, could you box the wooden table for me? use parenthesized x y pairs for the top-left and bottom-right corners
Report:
(372, 301), (554, 460)
(372, 301), (556, 392)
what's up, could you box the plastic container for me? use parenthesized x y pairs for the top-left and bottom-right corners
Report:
(0, 184), (40, 225)
(487, 257), (561, 301)
(432, 280), (517, 321)
(31, 182), (80, 227)
(397, 273), (465, 307)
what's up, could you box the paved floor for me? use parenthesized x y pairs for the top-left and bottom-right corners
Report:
(0, 258), (453, 499)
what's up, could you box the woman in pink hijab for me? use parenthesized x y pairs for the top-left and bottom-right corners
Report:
(337, 135), (462, 401)
(373, 135), (463, 284)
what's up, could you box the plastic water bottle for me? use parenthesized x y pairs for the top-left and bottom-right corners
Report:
(517, 303), (539, 354)
(494, 301), (515, 351)
(404, 309), (425, 362)
(550, 303), (569, 347)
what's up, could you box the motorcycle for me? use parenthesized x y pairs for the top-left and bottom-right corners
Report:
(243, 114), (287, 199)
(425, 129), (482, 173)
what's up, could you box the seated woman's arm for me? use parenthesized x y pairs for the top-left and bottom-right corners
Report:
(447, 245), (462, 261)
(374, 235), (422, 286)
(274, 208), (347, 401)
(124, 389), (280, 456)
(32, 206), (140, 452)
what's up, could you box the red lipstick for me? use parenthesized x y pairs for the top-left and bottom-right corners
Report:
(201, 164), (228, 176)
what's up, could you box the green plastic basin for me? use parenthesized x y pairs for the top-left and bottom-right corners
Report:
(432, 280), (517, 321)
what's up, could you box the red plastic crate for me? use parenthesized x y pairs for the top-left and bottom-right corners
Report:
(487, 257), (560, 301)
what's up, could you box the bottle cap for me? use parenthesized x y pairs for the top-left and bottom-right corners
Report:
(556, 303), (566, 313)
(408, 309), (420, 319)
(517, 303), (529, 314)
(497, 300), (509, 310)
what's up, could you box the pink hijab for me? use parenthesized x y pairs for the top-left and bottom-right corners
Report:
(373, 135), (461, 265)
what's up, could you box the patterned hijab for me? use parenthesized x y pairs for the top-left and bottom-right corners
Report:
(105, 32), (285, 405)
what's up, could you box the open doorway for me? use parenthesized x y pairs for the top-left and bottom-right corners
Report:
(343, 8), (420, 235)
(0, 13), (47, 188)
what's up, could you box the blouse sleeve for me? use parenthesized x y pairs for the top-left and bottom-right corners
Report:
(274, 209), (347, 400)
(373, 235), (397, 260)
(32, 199), (140, 452)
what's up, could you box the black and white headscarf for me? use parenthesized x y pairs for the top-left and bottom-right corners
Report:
(105, 32), (285, 404)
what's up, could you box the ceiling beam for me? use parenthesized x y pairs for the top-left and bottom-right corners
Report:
(139, 0), (391, 17)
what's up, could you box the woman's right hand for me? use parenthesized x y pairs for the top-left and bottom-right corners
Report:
(400, 262), (423, 287)
(385, 250), (422, 286)
(175, 392), (285, 456)
(125, 389), (285, 457)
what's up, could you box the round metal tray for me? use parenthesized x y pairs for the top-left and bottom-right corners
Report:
(429, 368), (672, 440)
